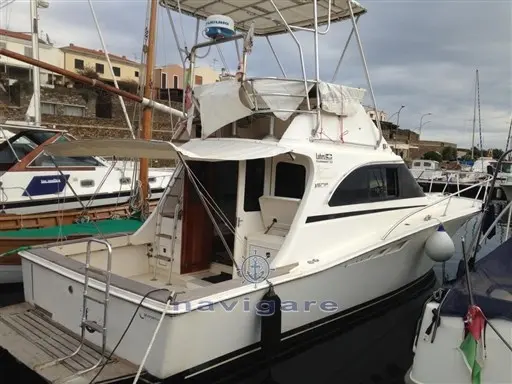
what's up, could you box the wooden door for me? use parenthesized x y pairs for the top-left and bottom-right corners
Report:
(180, 162), (213, 274)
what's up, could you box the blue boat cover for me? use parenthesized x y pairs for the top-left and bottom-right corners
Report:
(440, 237), (512, 320)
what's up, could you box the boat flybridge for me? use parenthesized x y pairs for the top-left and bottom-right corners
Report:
(0, 0), (485, 382)
(0, 122), (172, 216)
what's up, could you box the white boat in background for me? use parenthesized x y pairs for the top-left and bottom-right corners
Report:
(0, 123), (171, 215)
(410, 159), (444, 181)
(410, 156), (508, 201)
(0, 0), (485, 382)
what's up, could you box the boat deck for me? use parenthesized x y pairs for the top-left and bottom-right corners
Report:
(0, 302), (156, 383)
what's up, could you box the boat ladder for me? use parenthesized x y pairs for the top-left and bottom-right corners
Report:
(36, 238), (113, 383)
(152, 163), (184, 274)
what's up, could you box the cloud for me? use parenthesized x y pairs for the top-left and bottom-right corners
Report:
(2, 0), (511, 149)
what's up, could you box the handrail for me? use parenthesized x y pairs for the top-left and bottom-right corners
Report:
(0, 186), (34, 200)
(479, 200), (512, 246)
(413, 169), (493, 198)
(382, 177), (490, 241)
(468, 148), (512, 267)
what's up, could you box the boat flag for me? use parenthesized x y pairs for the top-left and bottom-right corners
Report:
(458, 305), (486, 384)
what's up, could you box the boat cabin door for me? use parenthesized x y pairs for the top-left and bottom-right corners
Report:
(233, 158), (268, 276)
(180, 161), (214, 274)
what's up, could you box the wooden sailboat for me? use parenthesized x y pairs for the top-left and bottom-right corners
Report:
(0, 0), (169, 284)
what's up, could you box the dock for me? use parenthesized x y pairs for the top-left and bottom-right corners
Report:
(0, 302), (154, 383)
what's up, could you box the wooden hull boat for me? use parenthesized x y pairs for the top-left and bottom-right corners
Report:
(0, 200), (158, 284)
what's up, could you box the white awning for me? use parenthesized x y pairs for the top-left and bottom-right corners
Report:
(179, 138), (292, 161)
(45, 138), (293, 161)
(45, 139), (179, 159)
(159, 0), (367, 36)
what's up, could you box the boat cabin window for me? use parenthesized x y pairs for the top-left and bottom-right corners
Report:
(28, 152), (102, 168)
(423, 161), (432, 168)
(28, 136), (102, 168)
(244, 158), (265, 212)
(0, 130), (56, 170)
(329, 163), (424, 206)
(274, 162), (306, 199)
(413, 161), (421, 167)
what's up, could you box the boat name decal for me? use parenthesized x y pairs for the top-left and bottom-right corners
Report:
(23, 174), (70, 197)
(314, 182), (328, 188)
(315, 153), (333, 163)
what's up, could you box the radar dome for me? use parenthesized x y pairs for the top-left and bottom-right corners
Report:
(205, 15), (235, 40)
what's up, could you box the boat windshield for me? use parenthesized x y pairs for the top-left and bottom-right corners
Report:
(500, 162), (512, 173)
(0, 130), (55, 170)
(490, 161), (512, 173)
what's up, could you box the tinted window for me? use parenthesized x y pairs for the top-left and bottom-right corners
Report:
(398, 164), (425, 198)
(275, 162), (306, 199)
(0, 131), (55, 168)
(329, 163), (423, 206)
(424, 162), (432, 167)
(413, 161), (421, 167)
(244, 159), (265, 211)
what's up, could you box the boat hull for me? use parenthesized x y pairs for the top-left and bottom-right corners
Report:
(0, 188), (165, 216)
(14, 214), (471, 380)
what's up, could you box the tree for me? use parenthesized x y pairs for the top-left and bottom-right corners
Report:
(77, 66), (100, 80)
(441, 146), (457, 161)
(422, 151), (442, 162)
(492, 148), (504, 160)
(471, 147), (481, 159)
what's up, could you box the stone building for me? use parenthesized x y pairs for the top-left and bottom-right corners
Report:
(1, 85), (178, 145)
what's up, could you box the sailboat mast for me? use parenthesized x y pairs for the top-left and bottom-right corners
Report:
(29, 0), (42, 125)
(476, 69), (483, 167)
(471, 70), (477, 159)
(506, 117), (512, 158)
(140, 0), (158, 202)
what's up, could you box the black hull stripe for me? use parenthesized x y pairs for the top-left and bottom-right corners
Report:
(160, 269), (437, 383)
(306, 205), (426, 223)
(0, 188), (165, 210)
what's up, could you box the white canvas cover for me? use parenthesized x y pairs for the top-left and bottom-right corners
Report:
(179, 138), (292, 161)
(159, 0), (367, 36)
(192, 79), (314, 138)
(250, 79), (314, 121)
(192, 80), (252, 139)
(25, 94), (35, 122)
(318, 82), (366, 117)
(45, 138), (292, 161)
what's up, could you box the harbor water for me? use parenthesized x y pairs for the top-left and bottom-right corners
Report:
(0, 211), (505, 384)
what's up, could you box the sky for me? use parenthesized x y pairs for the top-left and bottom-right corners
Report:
(1, 0), (511, 149)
